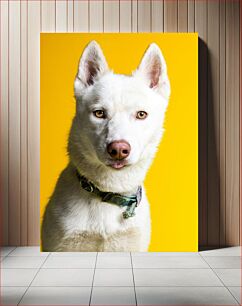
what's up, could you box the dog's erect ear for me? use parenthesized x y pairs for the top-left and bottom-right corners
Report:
(74, 41), (109, 97)
(134, 43), (170, 99)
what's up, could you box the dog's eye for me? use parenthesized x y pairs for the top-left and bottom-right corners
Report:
(136, 111), (148, 120)
(93, 110), (106, 119)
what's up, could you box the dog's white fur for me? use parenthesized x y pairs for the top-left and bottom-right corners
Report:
(41, 41), (170, 252)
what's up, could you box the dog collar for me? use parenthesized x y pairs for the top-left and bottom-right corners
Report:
(76, 171), (142, 219)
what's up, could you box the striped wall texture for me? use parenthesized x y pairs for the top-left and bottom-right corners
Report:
(0, 0), (240, 247)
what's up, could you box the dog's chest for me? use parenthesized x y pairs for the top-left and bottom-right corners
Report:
(58, 197), (144, 251)
(60, 194), (138, 236)
(59, 227), (142, 252)
(54, 185), (150, 251)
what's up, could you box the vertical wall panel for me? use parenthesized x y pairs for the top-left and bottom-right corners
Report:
(207, 0), (220, 246)
(67, 0), (74, 32)
(104, 0), (119, 32)
(219, 0), (226, 246)
(151, 0), (164, 32)
(74, 0), (88, 32)
(41, 0), (55, 32)
(178, 0), (187, 32)
(56, 0), (67, 32)
(195, 0), (208, 247)
(131, 0), (138, 32)
(164, 0), (178, 32)
(138, 0), (151, 32)
(120, 0), (132, 32)
(20, 0), (28, 245)
(27, 1), (40, 245)
(225, 0), (240, 246)
(188, 0), (195, 32)
(90, 0), (103, 32)
(241, 0), (242, 248)
(0, 0), (9, 245)
(9, 0), (21, 245)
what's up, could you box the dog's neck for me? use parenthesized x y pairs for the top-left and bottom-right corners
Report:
(76, 171), (142, 218)
(70, 155), (151, 194)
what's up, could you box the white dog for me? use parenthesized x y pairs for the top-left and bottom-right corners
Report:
(41, 41), (170, 252)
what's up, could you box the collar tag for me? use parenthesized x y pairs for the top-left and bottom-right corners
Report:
(123, 200), (137, 218)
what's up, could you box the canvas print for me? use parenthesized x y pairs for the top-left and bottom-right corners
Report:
(40, 34), (198, 252)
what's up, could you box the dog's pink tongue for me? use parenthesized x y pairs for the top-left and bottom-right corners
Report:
(112, 162), (125, 169)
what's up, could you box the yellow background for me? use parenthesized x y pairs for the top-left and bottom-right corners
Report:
(40, 33), (198, 251)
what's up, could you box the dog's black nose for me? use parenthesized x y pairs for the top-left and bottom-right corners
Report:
(107, 140), (131, 160)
